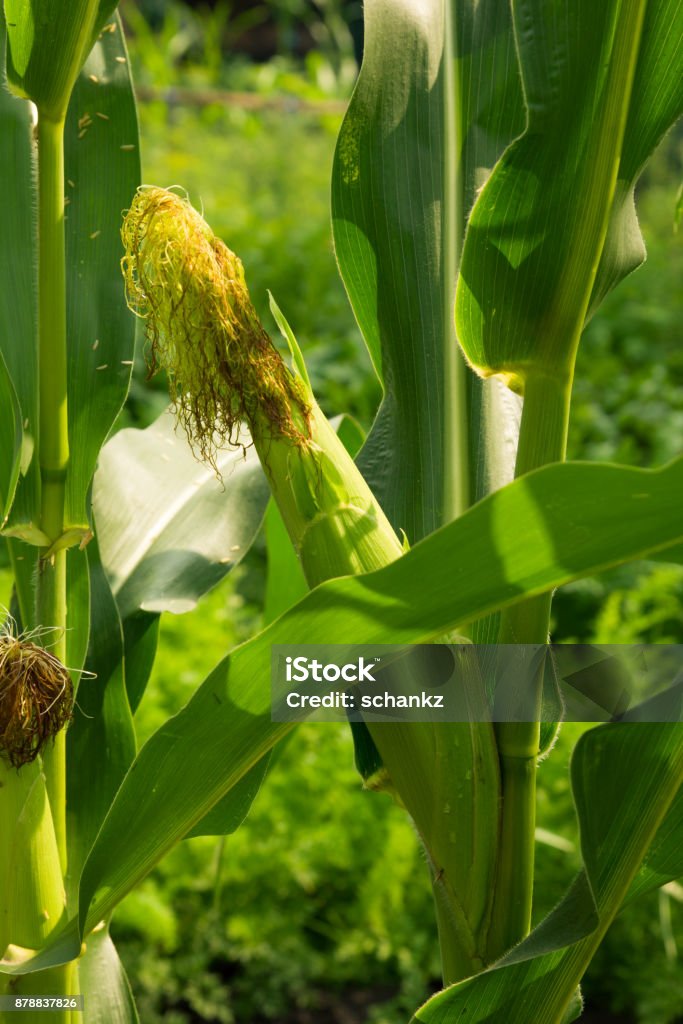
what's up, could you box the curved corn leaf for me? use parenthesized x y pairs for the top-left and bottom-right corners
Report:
(94, 408), (270, 620)
(76, 455), (683, 933)
(92, 407), (273, 837)
(456, 0), (683, 385)
(590, 0), (683, 313)
(332, 0), (524, 541)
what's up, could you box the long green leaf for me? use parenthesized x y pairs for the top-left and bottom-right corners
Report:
(456, 0), (683, 384)
(1, 13), (140, 538)
(66, 535), (136, 909)
(64, 16), (139, 529)
(76, 456), (683, 935)
(332, 0), (524, 540)
(92, 408), (273, 835)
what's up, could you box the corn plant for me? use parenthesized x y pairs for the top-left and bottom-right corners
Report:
(1, 1), (682, 1022)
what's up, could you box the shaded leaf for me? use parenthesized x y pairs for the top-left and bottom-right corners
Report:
(94, 408), (270, 619)
(332, 0), (524, 540)
(64, 16), (140, 529)
(456, 1), (683, 384)
(66, 535), (136, 907)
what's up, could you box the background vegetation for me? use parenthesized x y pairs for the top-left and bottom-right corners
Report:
(4, 2), (682, 1020)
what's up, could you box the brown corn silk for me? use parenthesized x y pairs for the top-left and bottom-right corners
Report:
(0, 635), (73, 768)
(121, 187), (311, 466)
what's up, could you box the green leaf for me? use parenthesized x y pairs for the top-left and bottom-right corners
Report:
(411, 719), (683, 1024)
(456, 0), (683, 387)
(94, 407), (271, 619)
(75, 456), (683, 937)
(263, 499), (307, 625)
(3, 1), (120, 120)
(64, 16), (140, 529)
(0, 11), (40, 535)
(0, 349), (23, 525)
(590, 0), (683, 312)
(66, 535), (136, 908)
(79, 926), (139, 1024)
(120, 612), (160, 715)
(6, 454), (683, 974)
(332, 0), (524, 539)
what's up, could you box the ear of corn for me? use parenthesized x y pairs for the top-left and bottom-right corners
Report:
(121, 186), (405, 585)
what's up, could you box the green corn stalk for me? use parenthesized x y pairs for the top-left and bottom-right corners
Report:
(1, 1), (123, 1015)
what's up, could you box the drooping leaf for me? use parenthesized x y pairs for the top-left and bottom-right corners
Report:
(332, 0), (524, 539)
(92, 408), (273, 836)
(93, 407), (270, 619)
(590, 0), (683, 312)
(456, 0), (683, 386)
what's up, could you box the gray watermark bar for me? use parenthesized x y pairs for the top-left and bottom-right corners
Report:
(0, 996), (84, 1012)
(271, 644), (683, 724)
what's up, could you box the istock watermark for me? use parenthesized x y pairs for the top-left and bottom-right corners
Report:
(271, 644), (683, 724)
